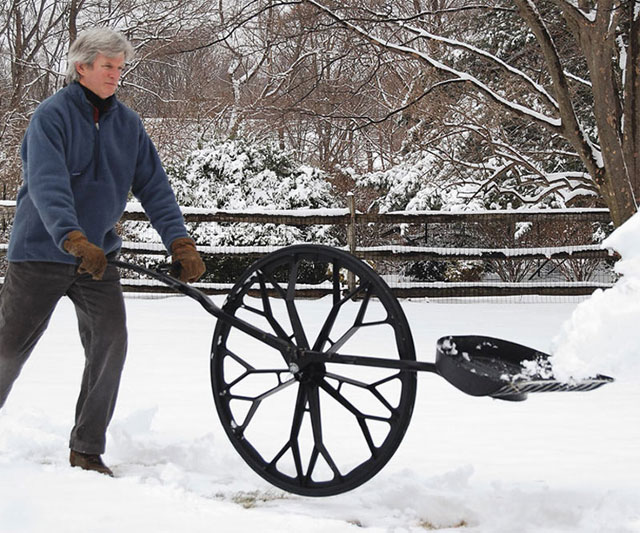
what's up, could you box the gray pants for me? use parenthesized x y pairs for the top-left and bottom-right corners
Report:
(0, 261), (127, 455)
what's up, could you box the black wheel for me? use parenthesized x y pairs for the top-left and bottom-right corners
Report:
(210, 244), (417, 496)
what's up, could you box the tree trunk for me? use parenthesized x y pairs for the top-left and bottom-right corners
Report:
(622, 4), (640, 201)
(574, 5), (638, 226)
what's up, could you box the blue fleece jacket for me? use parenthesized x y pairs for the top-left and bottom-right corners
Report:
(7, 82), (188, 264)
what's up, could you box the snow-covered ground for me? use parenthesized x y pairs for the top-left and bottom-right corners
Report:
(1, 212), (639, 533)
(0, 293), (637, 533)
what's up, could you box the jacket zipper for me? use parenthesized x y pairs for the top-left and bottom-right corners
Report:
(93, 106), (100, 180)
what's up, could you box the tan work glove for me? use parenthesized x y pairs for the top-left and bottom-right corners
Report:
(63, 230), (108, 280)
(171, 237), (206, 283)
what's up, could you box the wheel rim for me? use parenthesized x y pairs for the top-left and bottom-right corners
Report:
(210, 244), (417, 496)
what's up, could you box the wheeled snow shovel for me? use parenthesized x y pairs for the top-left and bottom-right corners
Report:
(111, 244), (613, 497)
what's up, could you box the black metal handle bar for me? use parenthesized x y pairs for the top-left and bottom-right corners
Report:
(301, 349), (437, 372)
(109, 260), (294, 359)
(109, 260), (437, 374)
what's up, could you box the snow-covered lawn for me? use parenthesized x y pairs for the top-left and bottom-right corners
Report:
(1, 293), (638, 533)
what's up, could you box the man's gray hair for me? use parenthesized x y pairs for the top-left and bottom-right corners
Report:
(65, 28), (134, 84)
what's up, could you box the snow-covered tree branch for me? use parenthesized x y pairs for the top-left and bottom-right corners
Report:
(301, 0), (638, 226)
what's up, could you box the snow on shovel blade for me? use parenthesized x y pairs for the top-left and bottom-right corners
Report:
(435, 335), (614, 402)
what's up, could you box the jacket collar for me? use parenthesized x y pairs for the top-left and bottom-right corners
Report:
(78, 82), (115, 114)
(67, 81), (118, 117)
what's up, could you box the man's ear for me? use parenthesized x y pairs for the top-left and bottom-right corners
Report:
(75, 62), (87, 77)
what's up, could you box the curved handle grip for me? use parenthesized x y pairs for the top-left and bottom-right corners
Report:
(109, 259), (210, 308)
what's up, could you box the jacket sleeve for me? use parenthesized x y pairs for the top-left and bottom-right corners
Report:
(130, 120), (188, 251)
(22, 111), (83, 251)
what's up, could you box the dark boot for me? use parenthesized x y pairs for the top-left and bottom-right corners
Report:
(69, 450), (114, 477)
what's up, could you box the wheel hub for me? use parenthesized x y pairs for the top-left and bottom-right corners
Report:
(289, 353), (326, 384)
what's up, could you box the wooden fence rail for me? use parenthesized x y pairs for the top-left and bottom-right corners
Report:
(0, 201), (617, 298)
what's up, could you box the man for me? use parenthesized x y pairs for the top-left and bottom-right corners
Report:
(0, 28), (205, 477)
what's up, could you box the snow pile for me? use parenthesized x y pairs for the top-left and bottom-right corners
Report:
(551, 210), (640, 382)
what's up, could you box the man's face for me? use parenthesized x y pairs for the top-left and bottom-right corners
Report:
(76, 52), (125, 99)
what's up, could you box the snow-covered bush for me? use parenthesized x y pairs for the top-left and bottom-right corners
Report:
(353, 147), (612, 283)
(122, 138), (339, 282)
(168, 138), (338, 247)
(356, 150), (482, 214)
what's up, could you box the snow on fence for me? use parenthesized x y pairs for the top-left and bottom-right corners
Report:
(0, 200), (617, 300)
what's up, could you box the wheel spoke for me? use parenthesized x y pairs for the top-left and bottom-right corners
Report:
(326, 283), (377, 354)
(288, 382), (309, 480)
(222, 347), (255, 371)
(260, 261), (309, 347)
(316, 378), (393, 457)
(227, 374), (296, 403)
(223, 367), (289, 393)
(370, 372), (405, 412)
(324, 369), (405, 414)
(284, 257), (309, 349)
(259, 268), (287, 299)
(257, 272), (293, 341)
(318, 378), (390, 423)
(307, 384), (342, 480)
(312, 274), (374, 352)
(331, 259), (342, 306)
